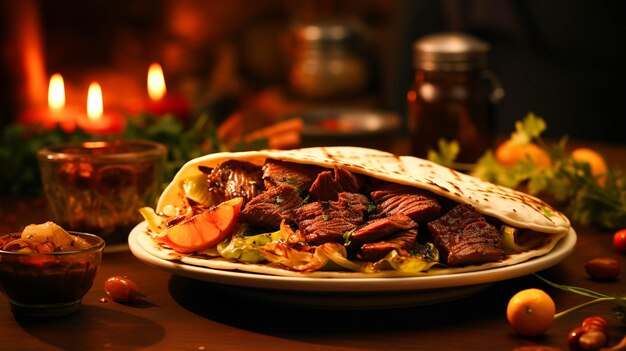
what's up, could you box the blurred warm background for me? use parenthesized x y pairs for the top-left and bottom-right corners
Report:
(1, 0), (624, 143)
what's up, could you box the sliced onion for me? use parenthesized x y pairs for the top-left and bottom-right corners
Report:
(181, 174), (218, 207)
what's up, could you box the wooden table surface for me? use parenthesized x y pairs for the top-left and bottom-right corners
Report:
(1, 141), (625, 351)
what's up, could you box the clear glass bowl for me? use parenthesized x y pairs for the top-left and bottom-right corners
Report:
(0, 232), (105, 317)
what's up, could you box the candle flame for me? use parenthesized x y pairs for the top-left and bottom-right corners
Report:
(87, 82), (103, 121)
(48, 73), (65, 111)
(147, 63), (166, 101)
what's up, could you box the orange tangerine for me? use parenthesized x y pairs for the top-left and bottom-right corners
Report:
(571, 148), (607, 185)
(506, 288), (556, 336)
(495, 140), (551, 167)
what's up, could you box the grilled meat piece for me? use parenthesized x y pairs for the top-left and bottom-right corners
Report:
(262, 159), (325, 194)
(240, 185), (302, 230)
(203, 159), (505, 267)
(371, 183), (442, 222)
(207, 160), (264, 204)
(356, 229), (418, 261)
(427, 204), (504, 266)
(292, 192), (369, 245)
(309, 166), (365, 201)
(350, 214), (417, 245)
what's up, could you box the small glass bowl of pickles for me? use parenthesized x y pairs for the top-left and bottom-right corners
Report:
(0, 222), (105, 317)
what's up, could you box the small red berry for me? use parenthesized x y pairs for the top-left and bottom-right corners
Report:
(104, 275), (144, 302)
(613, 229), (626, 254)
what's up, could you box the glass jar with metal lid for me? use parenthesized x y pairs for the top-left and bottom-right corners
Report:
(407, 32), (504, 162)
(288, 18), (369, 100)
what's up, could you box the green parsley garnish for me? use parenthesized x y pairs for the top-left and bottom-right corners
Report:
(282, 177), (304, 196)
(283, 177), (298, 187)
(300, 194), (311, 205)
(427, 139), (461, 169)
(322, 214), (330, 221)
(275, 196), (283, 204)
(510, 112), (547, 145)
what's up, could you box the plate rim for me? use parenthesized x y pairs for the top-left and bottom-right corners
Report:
(128, 222), (576, 292)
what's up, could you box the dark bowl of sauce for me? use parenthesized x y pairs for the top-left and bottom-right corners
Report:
(0, 232), (105, 317)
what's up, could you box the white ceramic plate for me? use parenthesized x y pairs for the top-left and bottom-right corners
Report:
(129, 222), (576, 308)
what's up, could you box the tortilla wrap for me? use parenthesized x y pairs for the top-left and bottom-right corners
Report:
(139, 146), (571, 277)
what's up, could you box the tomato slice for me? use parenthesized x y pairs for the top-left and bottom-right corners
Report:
(159, 197), (243, 253)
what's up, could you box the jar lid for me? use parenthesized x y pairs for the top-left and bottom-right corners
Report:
(413, 32), (490, 71)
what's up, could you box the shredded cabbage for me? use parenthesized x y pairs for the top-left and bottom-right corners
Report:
(217, 225), (267, 263)
(216, 220), (440, 273)
(317, 243), (370, 272)
(376, 246), (439, 274)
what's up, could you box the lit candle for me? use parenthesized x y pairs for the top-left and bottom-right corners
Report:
(48, 73), (66, 111)
(77, 82), (124, 135)
(148, 63), (167, 101)
(142, 63), (189, 119)
(18, 73), (78, 132)
(87, 82), (103, 119)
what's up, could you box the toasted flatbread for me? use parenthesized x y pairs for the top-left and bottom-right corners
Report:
(139, 147), (571, 277)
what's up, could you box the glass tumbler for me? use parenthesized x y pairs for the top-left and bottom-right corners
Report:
(37, 140), (167, 251)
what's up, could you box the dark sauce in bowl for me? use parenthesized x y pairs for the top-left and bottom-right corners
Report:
(0, 232), (105, 317)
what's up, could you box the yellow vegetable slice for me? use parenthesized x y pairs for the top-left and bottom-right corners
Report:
(500, 225), (545, 253)
(139, 207), (164, 234)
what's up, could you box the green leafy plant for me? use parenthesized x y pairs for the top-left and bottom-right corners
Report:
(510, 112), (548, 145)
(0, 124), (90, 197)
(428, 113), (626, 230)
